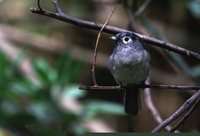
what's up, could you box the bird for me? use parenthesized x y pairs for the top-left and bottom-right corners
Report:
(108, 32), (150, 115)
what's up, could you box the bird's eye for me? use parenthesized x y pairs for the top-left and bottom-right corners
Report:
(122, 36), (132, 44)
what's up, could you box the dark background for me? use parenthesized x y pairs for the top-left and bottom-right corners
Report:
(0, 0), (200, 135)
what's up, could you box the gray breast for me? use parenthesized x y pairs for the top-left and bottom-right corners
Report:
(108, 45), (150, 85)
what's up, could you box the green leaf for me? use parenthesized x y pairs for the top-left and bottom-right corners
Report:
(56, 52), (84, 86)
(56, 52), (72, 87)
(0, 112), (35, 125)
(0, 52), (15, 82)
(66, 60), (84, 83)
(84, 101), (123, 117)
(27, 102), (59, 123)
(62, 85), (86, 99)
(8, 78), (39, 97)
(0, 52), (8, 77)
(32, 59), (57, 87)
(1, 100), (20, 114)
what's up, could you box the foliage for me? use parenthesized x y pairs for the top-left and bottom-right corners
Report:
(0, 51), (123, 135)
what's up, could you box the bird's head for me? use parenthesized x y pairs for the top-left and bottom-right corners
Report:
(111, 32), (139, 45)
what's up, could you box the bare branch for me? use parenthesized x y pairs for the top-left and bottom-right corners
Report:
(30, 6), (200, 61)
(169, 97), (200, 132)
(152, 90), (200, 132)
(79, 84), (200, 91)
(144, 84), (172, 131)
(52, 0), (64, 15)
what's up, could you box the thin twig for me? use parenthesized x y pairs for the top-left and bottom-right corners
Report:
(37, 0), (44, 13)
(79, 85), (120, 90)
(144, 89), (173, 131)
(152, 90), (200, 132)
(37, 0), (42, 10)
(52, 0), (63, 15)
(92, 6), (117, 85)
(30, 6), (200, 61)
(134, 0), (152, 17)
(79, 84), (200, 91)
(144, 78), (172, 131)
(169, 97), (200, 132)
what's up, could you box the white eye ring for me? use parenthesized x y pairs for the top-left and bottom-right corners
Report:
(122, 36), (132, 44)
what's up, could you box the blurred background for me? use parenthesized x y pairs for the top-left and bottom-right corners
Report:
(0, 0), (200, 135)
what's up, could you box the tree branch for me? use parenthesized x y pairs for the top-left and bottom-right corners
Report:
(169, 97), (200, 132)
(30, 1), (200, 132)
(152, 90), (200, 132)
(52, 0), (63, 15)
(79, 84), (200, 91)
(30, 3), (200, 61)
(144, 84), (172, 131)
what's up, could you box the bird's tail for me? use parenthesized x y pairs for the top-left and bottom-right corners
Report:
(124, 86), (141, 115)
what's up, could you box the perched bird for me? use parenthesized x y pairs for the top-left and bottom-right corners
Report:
(108, 32), (150, 115)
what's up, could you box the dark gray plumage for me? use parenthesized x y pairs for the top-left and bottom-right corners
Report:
(108, 32), (150, 115)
